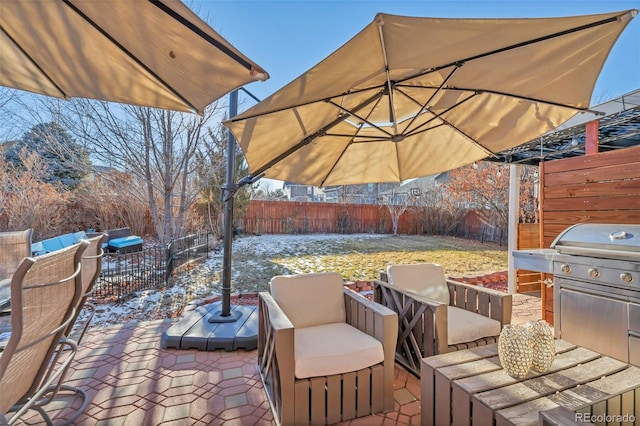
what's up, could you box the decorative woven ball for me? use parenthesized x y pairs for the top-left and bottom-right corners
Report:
(498, 324), (533, 379)
(527, 320), (555, 373)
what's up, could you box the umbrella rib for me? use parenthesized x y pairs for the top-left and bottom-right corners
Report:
(62, 0), (198, 112)
(327, 99), (394, 138)
(398, 83), (604, 115)
(400, 65), (461, 136)
(246, 90), (385, 180)
(227, 85), (386, 123)
(319, 96), (395, 186)
(404, 91), (479, 137)
(150, 0), (254, 72)
(443, 86), (605, 115)
(394, 14), (623, 87)
(377, 19), (398, 134)
(319, 117), (373, 187)
(0, 26), (68, 98)
(325, 133), (389, 141)
(412, 118), (496, 157)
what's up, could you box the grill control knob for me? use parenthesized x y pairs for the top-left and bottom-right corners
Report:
(588, 268), (600, 278)
(621, 273), (633, 283)
(561, 264), (571, 274)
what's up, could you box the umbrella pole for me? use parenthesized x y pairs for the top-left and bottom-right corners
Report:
(210, 89), (241, 323)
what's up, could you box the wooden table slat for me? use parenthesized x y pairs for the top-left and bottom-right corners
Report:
(421, 340), (640, 426)
(474, 356), (629, 410)
(494, 367), (640, 426)
(454, 346), (602, 395)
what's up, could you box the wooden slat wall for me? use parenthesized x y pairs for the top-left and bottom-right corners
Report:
(540, 145), (640, 322)
(541, 145), (640, 247)
(516, 223), (542, 293)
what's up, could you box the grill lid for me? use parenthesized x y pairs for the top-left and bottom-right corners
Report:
(551, 223), (640, 260)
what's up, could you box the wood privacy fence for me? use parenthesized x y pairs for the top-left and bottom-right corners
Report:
(237, 200), (414, 234)
(516, 223), (543, 293)
(236, 200), (506, 244)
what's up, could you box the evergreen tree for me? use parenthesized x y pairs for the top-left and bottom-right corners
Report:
(4, 122), (90, 189)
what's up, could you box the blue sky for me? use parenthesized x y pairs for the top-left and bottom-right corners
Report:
(193, 0), (640, 110)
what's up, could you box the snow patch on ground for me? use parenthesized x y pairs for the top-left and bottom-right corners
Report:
(87, 234), (385, 330)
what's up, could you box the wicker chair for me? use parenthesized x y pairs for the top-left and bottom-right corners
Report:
(374, 263), (512, 376)
(64, 233), (107, 344)
(0, 241), (87, 425)
(258, 272), (397, 425)
(0, 229), (33, 281)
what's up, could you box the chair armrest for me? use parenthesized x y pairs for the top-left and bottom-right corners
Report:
(446, 279), (512, 326)
(257, 291), (295, 424)
(374, 279), (449, 356)
(258, 292), (295, 366)
(343, 287), (397, 411)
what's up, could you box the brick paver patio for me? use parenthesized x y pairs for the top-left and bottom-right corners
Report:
(12, 292), (541, 425)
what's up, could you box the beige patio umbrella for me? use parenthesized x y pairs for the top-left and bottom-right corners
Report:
(0, 0), (268, 113)
(225, 10), (636, 186)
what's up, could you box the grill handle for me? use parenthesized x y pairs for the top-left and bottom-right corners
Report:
(555, 246), (640, 260)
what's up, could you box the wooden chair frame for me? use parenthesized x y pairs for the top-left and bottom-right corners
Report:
(258, 288), (397, 425)
(374, 273), (512, 376)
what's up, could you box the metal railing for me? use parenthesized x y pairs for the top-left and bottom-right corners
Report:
(93, 232), (211, 300)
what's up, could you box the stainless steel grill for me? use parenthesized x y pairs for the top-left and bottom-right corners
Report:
(513, 223), (640, 366)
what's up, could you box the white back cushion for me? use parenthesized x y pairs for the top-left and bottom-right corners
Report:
(387, 263), (450, 304)
(270, 272), (346, 328)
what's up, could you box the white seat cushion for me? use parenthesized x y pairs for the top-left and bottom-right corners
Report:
(448, 306), (502, 345)
(294, 322), (384, 379)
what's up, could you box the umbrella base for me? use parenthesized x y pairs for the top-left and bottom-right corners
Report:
(208, 309), (242, 323)
(160, 302), (258, 352)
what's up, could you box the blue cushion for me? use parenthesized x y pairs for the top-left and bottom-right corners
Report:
(58, 234), (77, 248)
(109, 236), (143, 249)
(41, 238), (64, 252)
(73, 231), (88, 242)
(31, 241), (45, 256)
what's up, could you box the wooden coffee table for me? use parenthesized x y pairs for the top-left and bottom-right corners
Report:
(421, 340), (640, 426)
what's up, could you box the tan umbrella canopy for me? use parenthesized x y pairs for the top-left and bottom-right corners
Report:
(0, 0), (268, 113)
(225, 10), (636, 186)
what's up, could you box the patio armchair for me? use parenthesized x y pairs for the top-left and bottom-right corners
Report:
(258, 272), (397, 425)
(374, 263), (512, 376)
(0, 241), (87, 425)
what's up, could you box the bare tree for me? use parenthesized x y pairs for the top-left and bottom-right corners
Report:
(0, 88), (22, 140)
(50, 99), (223, 244)
(193, 124), (251, 236)
(415, 186), (467, 235)
(378, 185), (408, 235)
(443, 161), (539, 231)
